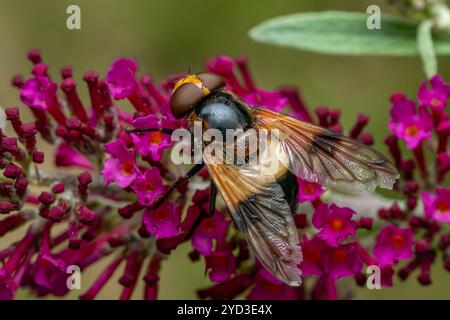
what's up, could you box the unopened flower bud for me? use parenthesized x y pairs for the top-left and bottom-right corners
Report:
(38, 191), (55, 205)
(3, 162), (23, 179)
(52, 182), (65, 194)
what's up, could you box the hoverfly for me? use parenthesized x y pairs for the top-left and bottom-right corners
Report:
(127, 72), (399, 286)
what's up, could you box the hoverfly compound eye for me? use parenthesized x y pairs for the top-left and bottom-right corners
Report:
(170, 73), (225, 119)
(171, 82), (206, 119)
(196, 72), (226, 92)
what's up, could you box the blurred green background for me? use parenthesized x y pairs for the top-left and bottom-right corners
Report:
(0, 0), (449, 299)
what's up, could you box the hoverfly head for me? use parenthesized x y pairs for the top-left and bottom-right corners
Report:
(170, 72), (225, 119)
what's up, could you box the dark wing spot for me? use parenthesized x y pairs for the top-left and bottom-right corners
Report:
(320, 131), (343, 139)
(373, 159), (386, 165)
(313, 135), (336, 157)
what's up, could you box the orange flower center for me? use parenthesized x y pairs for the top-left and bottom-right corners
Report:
(265, 281), (280, 292)
(155, 209), (167, 221)
(405, 125), (419, 137)
(390, 234), (405, 249)
(436, 199), (449, 214)
(332, 249), (347, 263)
(304, 247), (321, 262)
(203, 218), (215, 231)
(120, 160), (134, 176)
(330, 217), (344, 231)
(430, 98), (441, 107)
(145, 182), (156, 192)
(304, 183), (315, 195)
(148, 132), (164, 145)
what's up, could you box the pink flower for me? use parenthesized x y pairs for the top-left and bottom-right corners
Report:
(0, 228), (37, 300)
(31, 254), (68, 291)
(301, 236), (362, 280)
(421, 188), (450, 224)
(297, 178), (324, 203)
(197, 272), (253, 300)
(312, 204), (357, 247)
(301, 236), (327, 277)
(243, 89), (288, 112)
(205, 55), (234, 75)
(417, 75), (450, 112)
(204, 248), (236, 282)
(131, 115), (172, 161)
(0, 270), (16, 300)
(322, 243), (362, 280)
(192, 210), (230, 256)
(55, 142), (93, 170)
(102, 139), (138, 188)
(131, 168), (164, 206)
(142, 202), (180, 239)
(246, 269), (303, 300)
(388, 95), (433, 149)
(373, 225), (414, 266)
(105, 58), (138, 99)
(206, 56), (288, 111)
(20, 76), (57, 110)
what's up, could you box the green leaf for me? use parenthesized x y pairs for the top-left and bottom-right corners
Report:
(249, 11), (450, 56)
(417, 20), (438, 78)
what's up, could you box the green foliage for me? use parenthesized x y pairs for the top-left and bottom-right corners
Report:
(417, 20), (438, 78)
(249, 11), (450, 56)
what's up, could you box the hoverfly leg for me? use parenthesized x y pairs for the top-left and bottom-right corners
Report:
(149, 163), (204, 210)
(125, 127), (174, 135)
(207, 182), (217, 217)
(183, 209), (207, 241)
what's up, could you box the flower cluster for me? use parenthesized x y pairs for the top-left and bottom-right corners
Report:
(0, 50), (448, 300)
(381, 75), (450, 285)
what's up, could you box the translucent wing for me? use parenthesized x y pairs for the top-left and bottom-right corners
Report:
(253, 107), (399, 193)
(204, 145), (302, 286)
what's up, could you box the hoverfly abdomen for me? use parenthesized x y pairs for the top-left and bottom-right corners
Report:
(276, 170), (299, 214)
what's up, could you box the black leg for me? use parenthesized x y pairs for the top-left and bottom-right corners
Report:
(149, 163), (204, 210)
(125, 127), (174, 135)
(208, 182), (217, 217)
(182, 209), (204, 240)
